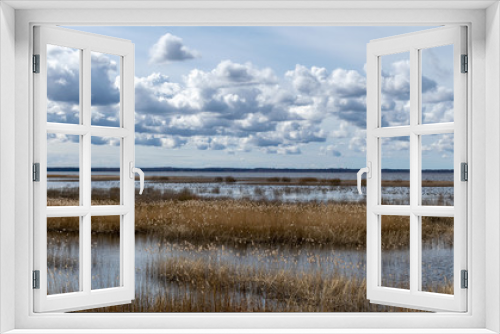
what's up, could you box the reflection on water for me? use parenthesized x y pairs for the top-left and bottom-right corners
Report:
(47, 181), (454, 206)
(48, 170), (453, 181)
(46, 172), (454, 311)
(48, 232), (453, 305)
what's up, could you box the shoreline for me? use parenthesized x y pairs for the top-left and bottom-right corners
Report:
(47, 174), (453, 187)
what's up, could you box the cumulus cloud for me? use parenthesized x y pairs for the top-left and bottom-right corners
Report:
(46, 47), (121, 126)
(321, 145), (342, 157)
(149, 33), (199, 64)
(90, 136), (120, 146)
(422, 134), (454, 159)
(45, 49), (454, 162)
(91, 52), (120, 106)
(349, 133), (366, 153)
(47, 45), (80, 105)
(130, 59), (453, 156)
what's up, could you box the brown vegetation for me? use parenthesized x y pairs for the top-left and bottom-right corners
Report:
(79, 256), (450, 313)
(47, 184), (454, 313)
(47, 195), (454, 249)
(47, 174), (453, 187)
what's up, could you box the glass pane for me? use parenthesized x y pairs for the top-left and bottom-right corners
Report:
(47, 45), (80, 124)
(421, 133), (454, 206)
(380, 52), (410, 127)
(421, 45), (454, 124)
(91, 52), (121, 127)
(381, 136), (410, 205)
(47, 134), (80, 206)
(91, 215), (121, 290)
(91, 136), (121, 205)
(381, 215), (410, 290)
(47, 217), (80, 295)
(421, 216), (454, 294)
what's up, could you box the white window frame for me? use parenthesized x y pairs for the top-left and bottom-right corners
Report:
(1, 1), (499, 333)
(365, 26), (467, 312)
(33, 25), (136, 313)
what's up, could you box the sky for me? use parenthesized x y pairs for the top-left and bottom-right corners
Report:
(46, 26), (455, 169)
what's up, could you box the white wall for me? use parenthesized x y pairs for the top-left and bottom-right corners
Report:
(3, 4), (495, 332)
(0, 2), (16, 333)
(486, 2), (500, 333)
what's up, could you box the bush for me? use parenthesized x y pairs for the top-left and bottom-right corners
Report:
(299, 177), (318, 183)
(224, 176), (236, 183)
(329, 178), (341, 186)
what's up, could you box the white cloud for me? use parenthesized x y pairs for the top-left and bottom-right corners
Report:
(149, 33), (199, 64)
(320, 145), (342, 157)
(45, 51), (454, 161)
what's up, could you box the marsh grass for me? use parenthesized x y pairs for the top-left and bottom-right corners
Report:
(47, 193), (453, 248)
(47, 182), (454, 313)
(76, 256), (448, 313)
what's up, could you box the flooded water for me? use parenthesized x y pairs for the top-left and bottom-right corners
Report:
(48, 169), (453, 181)
(47, 231), (453, 298)
(47, 170), (454, 205)
(46, 170), (455, 311)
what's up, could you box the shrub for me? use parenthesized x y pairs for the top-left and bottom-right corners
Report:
(299, 177), (318, 183)
(224, 176), (236, 183)
(329, 178), (341, 186)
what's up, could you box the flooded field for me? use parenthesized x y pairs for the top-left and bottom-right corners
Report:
(46, 172), (454, 312)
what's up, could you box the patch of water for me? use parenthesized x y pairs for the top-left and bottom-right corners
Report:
(47, 233), (453, 297)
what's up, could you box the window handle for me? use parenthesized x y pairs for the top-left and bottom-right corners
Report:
(129, 162), (145, 195)
(357, 162), (371, 195)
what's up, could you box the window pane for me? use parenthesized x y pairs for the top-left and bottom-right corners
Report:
(91, 136), (121, 205)
(380, 52), (410, 127)
(47, 45), (80, 124)
(381, 215), (410, 290)
(91, 52), (121, 127)
(47, 134), (80, 206)
(421, 216), (454, 294)
(47, 217), (80, 295)
(421, 45), (454, 124)
(421, 134), (454, 206)
(381, 137), (410, 205)
(91, 215), (121, 290)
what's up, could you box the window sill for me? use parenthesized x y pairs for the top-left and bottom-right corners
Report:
(4, 330), (498, 334)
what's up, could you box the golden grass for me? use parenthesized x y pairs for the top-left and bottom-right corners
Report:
(46, 187), (454, 313)
(79, 256), (452, 313)
(47, 198), (454, 249)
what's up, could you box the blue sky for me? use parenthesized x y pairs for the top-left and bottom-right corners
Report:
(46, 26), (455, 169)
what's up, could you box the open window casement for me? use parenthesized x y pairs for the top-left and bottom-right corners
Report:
(33, 26), (141, 312)
(362, 26), (467, 312)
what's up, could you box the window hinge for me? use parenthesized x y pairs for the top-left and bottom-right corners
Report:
(33, 163), (40, 182)
(461, 270), (468, 289)
(461, 162), (468, 181)
(33, 270), (40, 289)
(461, 54), (468, 73)
(33, 54), (40, 73)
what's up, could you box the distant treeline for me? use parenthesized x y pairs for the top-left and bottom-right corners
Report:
(47, 167), (454, 173)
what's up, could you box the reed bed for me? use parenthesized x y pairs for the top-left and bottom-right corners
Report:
(47, 196), (453, 249)
(76, 256), (450, 313)
(47, 183), (454, 313)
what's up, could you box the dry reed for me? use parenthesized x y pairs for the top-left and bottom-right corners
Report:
(47, 197), (453, 248)
(78, 256), (452, 313)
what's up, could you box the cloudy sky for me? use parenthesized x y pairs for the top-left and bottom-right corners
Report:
(46, 26), (455, 169)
